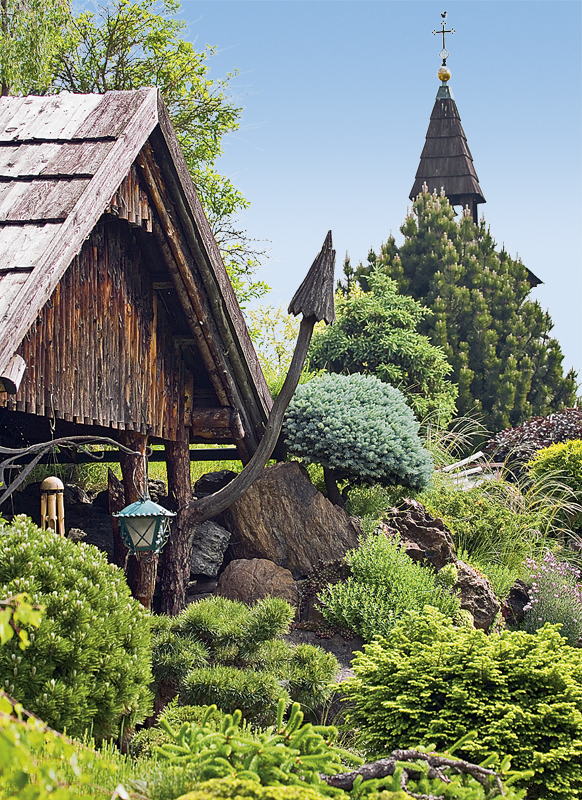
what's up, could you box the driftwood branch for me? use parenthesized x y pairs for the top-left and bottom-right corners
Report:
(186, 231), (336, 524)
(322, 750), (505, 798)
(0, 436), (146, 506)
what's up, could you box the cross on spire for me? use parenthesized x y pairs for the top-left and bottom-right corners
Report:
(433, 11), (455, 65)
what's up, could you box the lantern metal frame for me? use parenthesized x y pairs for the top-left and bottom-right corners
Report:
(113, 496), (176, 554)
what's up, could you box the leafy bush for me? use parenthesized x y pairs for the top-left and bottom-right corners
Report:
(152, 596), (338, 726)
(522, 551), (582, 645)
(343, 606), (582, 799)
(284, 373), (433, 499)
(176, 777), (327, 800)
(0, 515), (152, 739)
(317, 534), (460, 641)
(527, 440), (582, 529)
(484, 408), (582, 474)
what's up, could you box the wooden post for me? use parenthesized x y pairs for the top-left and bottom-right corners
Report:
(118, 430), (158, 611)
(159, 434), (193, 615)
(108, 468), (128, 569)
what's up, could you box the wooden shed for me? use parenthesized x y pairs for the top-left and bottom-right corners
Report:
(0, 88), (273, 611)
(0, 88), (271, 455)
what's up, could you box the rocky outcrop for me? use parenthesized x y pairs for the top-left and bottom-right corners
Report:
(221, 462), (361, 578)
(217, 558), (298, 606)
(382, 498), (456, 570)
(190, 520), (231, 577)
(382, 499), (500, 630)
(454, 561), (500, 630)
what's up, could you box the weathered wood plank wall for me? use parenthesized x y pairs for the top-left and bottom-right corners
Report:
(0, 216), (201, 440)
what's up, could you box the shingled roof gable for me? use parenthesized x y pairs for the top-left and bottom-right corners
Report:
(0, 88), (271, 449)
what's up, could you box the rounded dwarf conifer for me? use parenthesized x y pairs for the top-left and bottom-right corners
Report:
(0, 515), (153, 740)
(284, 373), (433, 504)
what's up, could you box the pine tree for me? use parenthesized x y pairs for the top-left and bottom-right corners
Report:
(349, 188), (577, 432)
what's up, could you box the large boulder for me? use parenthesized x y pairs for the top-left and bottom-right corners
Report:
(190, 520), (231, 577)
(217, 558), (298, 606)
(221, 462), (361, 578)
(454, 561), (500, 630)
(382, 498), (456, 570)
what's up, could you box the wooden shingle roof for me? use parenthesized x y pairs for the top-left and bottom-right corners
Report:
(0, 89), (272, 452)
(410, 86), (486, 207)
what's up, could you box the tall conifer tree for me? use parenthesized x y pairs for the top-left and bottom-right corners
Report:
(346, 188), (577, 432)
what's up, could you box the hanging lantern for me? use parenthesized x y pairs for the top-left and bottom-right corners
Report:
(113, 497), (176, 554)
(40, 476), (65, 537)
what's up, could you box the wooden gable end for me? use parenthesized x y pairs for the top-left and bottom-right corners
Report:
(0, 162), (245, 447)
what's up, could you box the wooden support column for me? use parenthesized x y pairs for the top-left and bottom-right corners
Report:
(108, 468), (128, 568)
(159, 433), (193, 615)
(118, 430), (158, 611)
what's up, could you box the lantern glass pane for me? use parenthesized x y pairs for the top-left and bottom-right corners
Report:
(125, 517), (159, 550)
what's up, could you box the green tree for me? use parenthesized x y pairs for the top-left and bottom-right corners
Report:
(347, 188), (577, 433)
(310, 271), (458, 426)
(0, 0), (267, 305)
(0, 0), (70, 96)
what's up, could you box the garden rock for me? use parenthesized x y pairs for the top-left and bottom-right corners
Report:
(217, 558), (299, 606)
(221, 462), (361, 578)
(382, 498), (456, 570)
(194, 470), (237, 495)
(190, 520), (231, 577)
(503, 579), (530, 626)
(454, 560), (500, 630)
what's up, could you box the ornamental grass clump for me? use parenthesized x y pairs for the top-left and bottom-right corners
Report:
(0, 515), (152, 740)
(523, 551), (582, 645)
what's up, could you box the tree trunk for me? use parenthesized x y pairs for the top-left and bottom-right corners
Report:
(118, 430), (158, 611)
(324, 466), (345, 508)
(159, 436), (193, 615)
(108, 468), (128, 569)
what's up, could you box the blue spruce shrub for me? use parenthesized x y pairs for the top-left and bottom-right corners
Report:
(284, 373), (433, 490)
(0, 515), (153, 740)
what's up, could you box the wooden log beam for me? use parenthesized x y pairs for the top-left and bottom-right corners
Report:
(136, 146), (254, 461)
(159, 436), (193, 615)
(119, 430), (158, 611)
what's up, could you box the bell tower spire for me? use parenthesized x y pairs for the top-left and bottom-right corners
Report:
(410, 12), (485, 224)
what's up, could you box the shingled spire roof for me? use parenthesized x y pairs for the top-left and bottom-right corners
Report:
(410, 82), (485, 223)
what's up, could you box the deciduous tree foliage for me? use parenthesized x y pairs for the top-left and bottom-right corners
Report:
(0, 0), (267, 304)
(310, 271), (458, 426)
(346, 189), (577, 432)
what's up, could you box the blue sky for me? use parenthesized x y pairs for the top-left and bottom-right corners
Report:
(180, 0), (582, 383)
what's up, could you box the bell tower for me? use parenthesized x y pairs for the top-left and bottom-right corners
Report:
(410, 13), (486, 224)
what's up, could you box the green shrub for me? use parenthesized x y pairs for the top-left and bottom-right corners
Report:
(419, 481), (550, 581)
(317, 534), (460, 641)
(176, 777), (327, 800)
(152, 597), (338, 726)
(157, 699), (359, 794)
(0, 515), (152, 740)
(130, 701), (228, 759)
(527, 439), (582, 527)
(343, 606), (582, 799)
(283, 373), (433, 493)
(181, 666), (289, 727)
